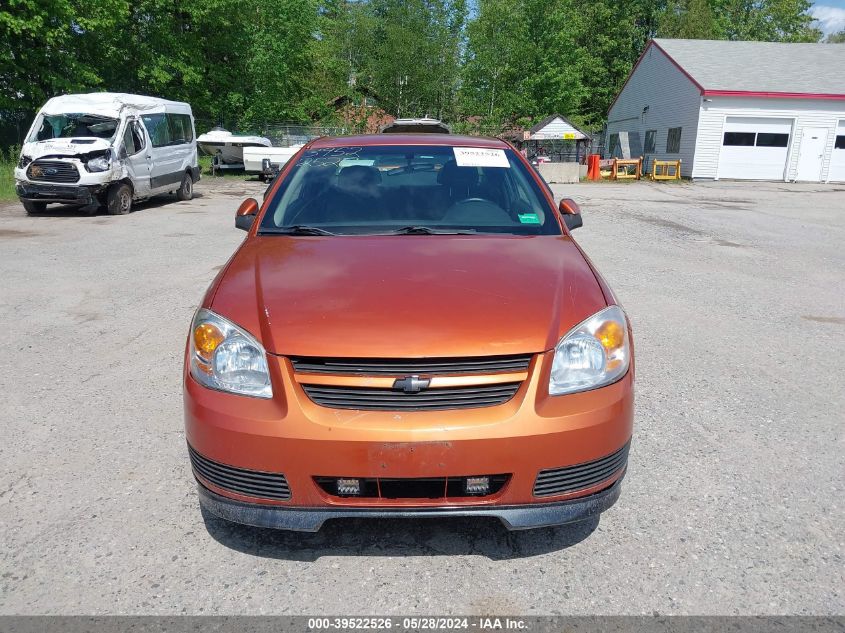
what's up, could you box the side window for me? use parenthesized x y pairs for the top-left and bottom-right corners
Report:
(644, 130), (656, 154)
(167, 114), (194, 145)
(141, 114), (171, 147)
(131, 121), (146, 152)
(122, 126), (137, 155)
(666, 127), (682, 153)
(834, 135), (845, 150)
(122, 121), (146, 155)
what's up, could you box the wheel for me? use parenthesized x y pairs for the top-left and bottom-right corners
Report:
(107, 183), (132, 215)
(176, 173), (193, 201)
(22, 200), (47, 215)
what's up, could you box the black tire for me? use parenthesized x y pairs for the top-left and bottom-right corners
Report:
(22, 200), (47, 215)
(176, 173), (193, 201)
(107, 183), (132, 215)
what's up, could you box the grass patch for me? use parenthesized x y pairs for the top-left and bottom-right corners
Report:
(0, 145), (21, 202)
(198, 154), (253, 180)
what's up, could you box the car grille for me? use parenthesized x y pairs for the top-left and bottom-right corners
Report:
(533, 441), (630, 497)
(188, 444), (291, 501)
(27, 160), (80, 183)
(290, 354), (532, 375)
(314, 475), (510, 499)
(301, 382), (521, 411)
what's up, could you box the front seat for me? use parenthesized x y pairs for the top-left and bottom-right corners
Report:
(437, 160), (479, 204)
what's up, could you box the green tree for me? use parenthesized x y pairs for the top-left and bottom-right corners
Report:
(0, 0), (126, 111)
(657, 0), (717, 38)
(713, 0), (821, 41)
(826, 29), (845, 43)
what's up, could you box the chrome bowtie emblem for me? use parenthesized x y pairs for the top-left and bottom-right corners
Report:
(392, 375), (431, 393)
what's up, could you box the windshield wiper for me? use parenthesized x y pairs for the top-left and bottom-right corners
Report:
(387, 226), (477, 235)
(259, 225), (336, 236)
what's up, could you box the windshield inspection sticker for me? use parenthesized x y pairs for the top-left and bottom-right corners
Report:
(453, 147), (510, 168)
(518, 213), (541, 224)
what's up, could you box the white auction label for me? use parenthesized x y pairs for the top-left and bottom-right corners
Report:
(452, 147), (510, 168)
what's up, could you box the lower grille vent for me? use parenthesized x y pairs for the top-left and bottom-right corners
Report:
(188, 444), (290, 501)
(533, 442), (630, 497)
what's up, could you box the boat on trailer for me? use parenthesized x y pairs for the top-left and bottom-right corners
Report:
(196, 128), (272, 166)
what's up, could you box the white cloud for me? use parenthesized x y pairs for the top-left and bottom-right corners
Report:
(810, 5), (845, 35)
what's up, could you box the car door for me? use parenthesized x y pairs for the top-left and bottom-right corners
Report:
(121, 119), (151, 198)
(140, 113), (180, 193)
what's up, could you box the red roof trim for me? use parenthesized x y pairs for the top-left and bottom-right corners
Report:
(703, 90), (845, 101)
(608, 40), (704, 115)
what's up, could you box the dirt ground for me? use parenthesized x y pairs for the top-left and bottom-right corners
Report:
(0, 177), (843, 615)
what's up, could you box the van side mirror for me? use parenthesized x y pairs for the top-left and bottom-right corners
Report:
(559, 198), (583, 231)
(235, 198), (259, 231)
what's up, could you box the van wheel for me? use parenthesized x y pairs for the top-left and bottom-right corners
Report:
(176, 173), (193, 201)
(22, 200), (47, 215)
(107, 183), (132, 215)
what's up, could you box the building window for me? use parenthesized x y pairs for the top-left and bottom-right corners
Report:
(756, 133), (789, 148)
(608, 133), (620, 157)
(644, 130), (656, 153)
(835, 135), (845, 150)
(666, 127), (682, 153)
(723, 132), (756, 146)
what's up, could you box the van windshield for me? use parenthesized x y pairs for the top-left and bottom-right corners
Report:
(28, 114), (120, 142)
(261, 145), (560, 236)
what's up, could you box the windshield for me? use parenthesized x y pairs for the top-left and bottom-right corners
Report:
(28, 113), (120, 142)
(261, 145), (560, 235)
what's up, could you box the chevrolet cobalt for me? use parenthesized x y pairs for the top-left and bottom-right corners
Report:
(184, 134), (633, 531)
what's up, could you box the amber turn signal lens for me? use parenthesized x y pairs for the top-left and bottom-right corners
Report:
(595, 320), (625, 350)
(194, 323), (225, 358)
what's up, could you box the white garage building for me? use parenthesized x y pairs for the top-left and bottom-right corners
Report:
(605, 39), (845, 182)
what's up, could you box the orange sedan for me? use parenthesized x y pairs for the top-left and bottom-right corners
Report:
(184, 134), (633, 531)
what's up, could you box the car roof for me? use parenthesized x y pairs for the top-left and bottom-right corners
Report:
(307, 134), (509, 149)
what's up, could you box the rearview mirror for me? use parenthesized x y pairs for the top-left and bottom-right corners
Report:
(559, 198), (583, 231)
(235, 198), (259, 231)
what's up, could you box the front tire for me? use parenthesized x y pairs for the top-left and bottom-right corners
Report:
(107, 183), (132, 215)
(22, 200), (47, 215)
(176, 173), (193, 201)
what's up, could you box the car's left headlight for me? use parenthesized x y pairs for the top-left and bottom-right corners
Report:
(189, 308), (272, 398)
(86, 151), (111, 172)
(549, 305), (631, 396)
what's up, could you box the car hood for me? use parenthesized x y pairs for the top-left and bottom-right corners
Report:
(210, 235), (607, 358)
(22, 138), (113, 160)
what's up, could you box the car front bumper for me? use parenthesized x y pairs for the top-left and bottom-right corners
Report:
(196, 475), (624, 532)
(184, 351), (634, 530)
(16, 181), (107, 205)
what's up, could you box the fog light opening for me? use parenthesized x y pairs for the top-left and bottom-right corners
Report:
(336, 478), (361, 496)
(464, 476), (490, 496)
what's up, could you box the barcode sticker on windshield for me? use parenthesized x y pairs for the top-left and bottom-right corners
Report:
(453, 147), (510, 168)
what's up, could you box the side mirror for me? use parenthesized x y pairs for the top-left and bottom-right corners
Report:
(559, 198), (583, 231)
(235, 197), (259, 231)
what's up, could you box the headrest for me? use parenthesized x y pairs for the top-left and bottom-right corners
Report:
(337, 165), (381, 191)
(437, 160), (479, 187)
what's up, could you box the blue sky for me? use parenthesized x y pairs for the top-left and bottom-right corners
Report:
(811, 0), (845, 34)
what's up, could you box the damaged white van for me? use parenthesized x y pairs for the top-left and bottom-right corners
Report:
(15, 93), (199, 215)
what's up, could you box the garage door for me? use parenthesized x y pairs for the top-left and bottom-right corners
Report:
(829, 120), (845, 182)
(717, 117), (793, 180)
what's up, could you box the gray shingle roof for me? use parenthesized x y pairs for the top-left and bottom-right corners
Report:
(653, 38), (845, 95)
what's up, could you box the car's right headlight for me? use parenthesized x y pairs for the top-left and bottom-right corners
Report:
(85, 150), (112, 172)
(549, 305), (631, 396)
(189, 308), (272, 398)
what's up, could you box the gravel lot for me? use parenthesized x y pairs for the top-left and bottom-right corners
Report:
(0, 177), (843, 615)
